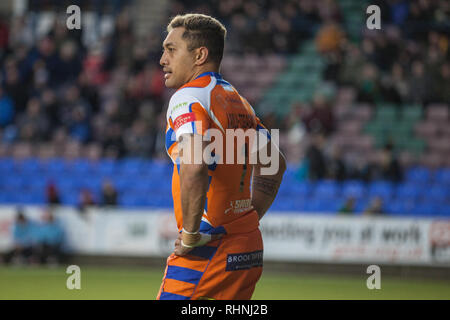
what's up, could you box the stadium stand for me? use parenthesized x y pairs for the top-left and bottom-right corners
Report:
(0, 0), (449, 217)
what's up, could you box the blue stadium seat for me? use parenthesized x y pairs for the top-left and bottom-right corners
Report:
(395, 183), (423, 201)
(68, 159), (92, 175)
(435, 204), (450, 217)
(280, 181), (313, 197)
(16, 191), (45, 205)
(157, 194), (173, 208)
(1, 175), (27, 191)
(0, 176), (9, 190)
(55, 177), (78, 192)
(410, 202), (438, 217)
(341, 180), (366, 198)
(118, 158), (146, 175)
(277, 180), (291, 195)
(159, 179), (172, 193)
(146, 160), (171, 175)
(27, 177), (48, 192)
(425, 186), (449, 203)
(42, 158), (66, 174)
(0, 158), (14, 174)
(142, 192), (173, 208)
(313, 180), (340, 199)
(60, 192), (80, 206)
(0, 193), (7, 203)
(111, 175), (133, 193)
(15, 158), (41, 174)
(434, 168), (450, 185)
(0, 192), (20, 204)
(77, 176), (102, 192)
(385, 199), (416, 215)
(272, 194), (306, 211)
(96, 160), (117, 176)
(119, 192), (143, 208)
(304, 198), (340, 213)
(405, 167), (432, 184)
(129, 179), (159, 193)
(273, 200), (297, 211)
(368, 181), (394, 201)
(353, 197), (370, 214)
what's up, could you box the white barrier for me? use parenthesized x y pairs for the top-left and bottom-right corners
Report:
(0, 206), (449, 266)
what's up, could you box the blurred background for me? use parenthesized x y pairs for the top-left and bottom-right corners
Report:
(0, 0), (449, 299)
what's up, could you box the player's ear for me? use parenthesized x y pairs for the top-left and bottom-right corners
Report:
(194, 47), (209, 65)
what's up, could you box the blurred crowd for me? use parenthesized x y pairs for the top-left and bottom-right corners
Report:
(3, 207), (65, 266)
(0, 0), (448, 171)
(171, 0), (342, 55)
(0, 0), (167, 162)
(47, 178), (118, 210)
(319, 2), (450, 106)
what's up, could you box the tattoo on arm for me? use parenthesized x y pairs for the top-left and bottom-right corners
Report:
(253, 176), (280, 197)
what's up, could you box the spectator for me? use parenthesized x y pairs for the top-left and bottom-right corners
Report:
(3, 209), (36, 265)
(40, 88), (60, 127)
(361, 143), (403, 183)
(380, 144), (403, 183)
(53, 40), (82, 85)
(356, 63), (381, 104)
(35, 209), (65, 266)
(16, 97), (50, 142)
(78, 188), (96, 212)
(101, 179), (118, 206)
(327, 147), (346, 181)
(3, 60), (28, 113)
(315, 20), (345, 54)
(102, 122), (126, 159)
(305, 133), (327, 181)
(0, 87), (14, 127)
(67, 105), (91, 143)
(123, 119), (154, 158)
(435, 62), (450, 103)
(339, 197), (356, 214)
(364, 197), (385, 216)
(46, 181), (61, 205)
(380, 62), (409, 104)
(408, 60), (428, 104)
(338, 44), (366, 86)
(303, 93), (335, 136)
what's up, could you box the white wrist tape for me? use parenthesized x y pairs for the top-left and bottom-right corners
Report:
(180, 233), (212, 248)
(182, 228), (199, 235)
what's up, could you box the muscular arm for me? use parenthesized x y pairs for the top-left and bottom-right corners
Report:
(179, 133), (209, 233)
(173, 133), (221, 256)
(251, 141), (286, 220)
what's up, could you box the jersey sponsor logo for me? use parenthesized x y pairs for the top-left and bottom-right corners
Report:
(226, 250), (263, 271)
(170, 101), (188, 115)
(224, 199), (252, 215)
(174, 112), (196, 131)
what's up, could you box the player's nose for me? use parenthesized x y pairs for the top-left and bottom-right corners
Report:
(160, 52), (168, 67)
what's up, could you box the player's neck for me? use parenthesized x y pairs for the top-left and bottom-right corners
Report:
(189, 66), (220, 83)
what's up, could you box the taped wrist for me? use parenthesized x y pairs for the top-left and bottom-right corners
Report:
(181, 229), (212, 248)
(181, 231), (201, 247)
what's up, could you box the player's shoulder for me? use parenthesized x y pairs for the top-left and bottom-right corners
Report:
(169, 73), (218, 112)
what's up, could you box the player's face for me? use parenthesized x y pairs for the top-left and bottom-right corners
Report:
(160, 27), (197, 89)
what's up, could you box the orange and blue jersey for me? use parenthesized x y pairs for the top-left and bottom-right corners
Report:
(164, 71), (271, 235)
(158, 72), (270, 300)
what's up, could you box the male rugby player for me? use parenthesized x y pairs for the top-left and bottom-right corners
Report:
(157, 13), (286, 300)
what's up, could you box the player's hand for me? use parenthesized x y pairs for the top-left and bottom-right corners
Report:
(173, 232), (222, 256)
(174, 233), (192, 256)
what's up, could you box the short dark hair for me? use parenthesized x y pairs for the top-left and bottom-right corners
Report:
(167, 13), (227, 65)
